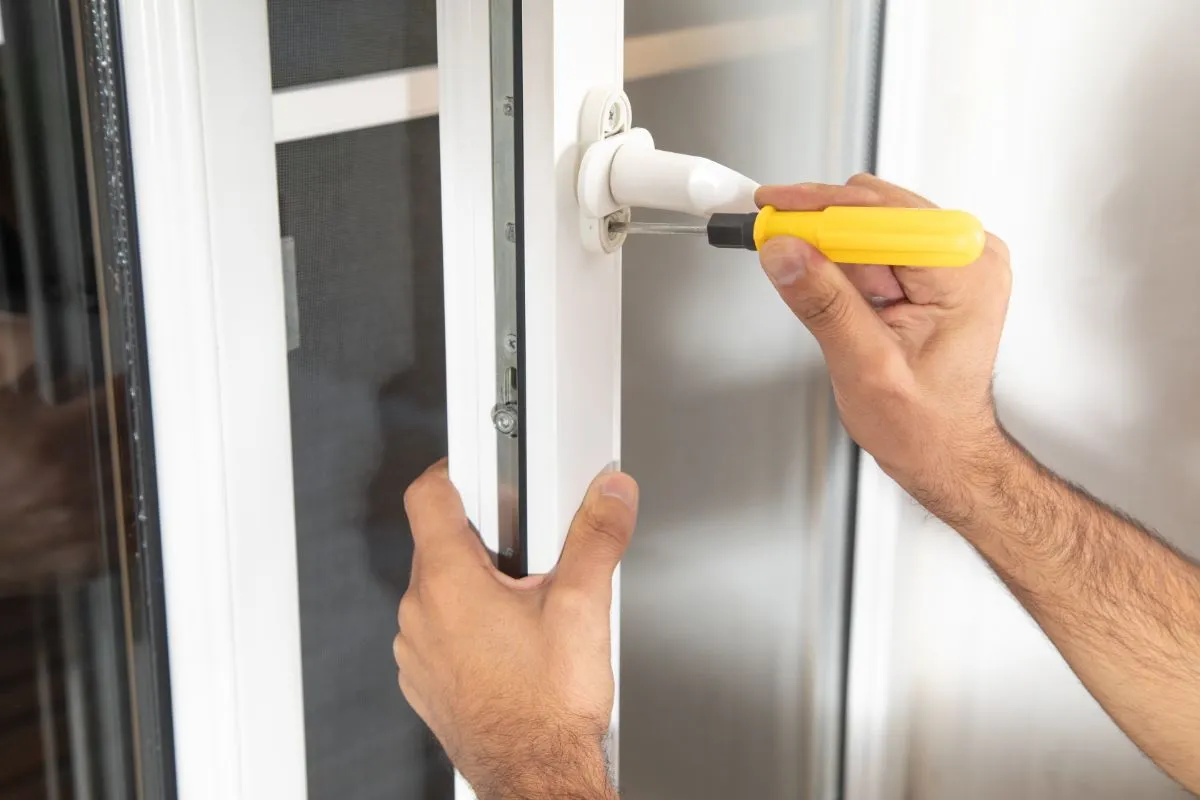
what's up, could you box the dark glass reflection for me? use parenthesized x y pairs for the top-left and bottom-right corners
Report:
(0, 1), (172, 797)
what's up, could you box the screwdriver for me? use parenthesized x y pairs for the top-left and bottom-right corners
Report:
(611, 205), (987, 268)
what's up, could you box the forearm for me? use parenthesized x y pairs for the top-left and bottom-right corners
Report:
(939, 434), (1200, 791)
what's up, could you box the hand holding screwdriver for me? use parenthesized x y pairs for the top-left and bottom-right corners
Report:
(755, 174), (1010, 489)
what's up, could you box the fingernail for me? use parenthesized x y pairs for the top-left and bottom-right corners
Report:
(761, 238), (809, 287)
(598, 472), (638, 510)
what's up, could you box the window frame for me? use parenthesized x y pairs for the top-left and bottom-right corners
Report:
(116, 0), (897, 795)
(118, 0), (307, 797)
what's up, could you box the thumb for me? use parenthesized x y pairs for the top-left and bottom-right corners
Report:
(760, 237), (893, 367)
(553, 471), (639, 597)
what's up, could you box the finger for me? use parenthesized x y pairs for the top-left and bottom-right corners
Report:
(756, 182), (884, 212)
(892, 232), (1009, 309)
(760, 237), (898, 371)
(404, 459), (489, 570)
(841, 264), (906, 307)
(396, 667), (429, 723)
(552, 471), (639, 597)
(396, 592), (420, 635)
(393, 632), (409, 668)
(846, 173), (938, 208)
(844, 174), (998, 309)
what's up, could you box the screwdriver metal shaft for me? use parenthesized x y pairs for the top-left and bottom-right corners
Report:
(609, 221), (706, 236)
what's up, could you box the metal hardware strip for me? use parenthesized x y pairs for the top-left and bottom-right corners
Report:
(489, 0), (525, 576)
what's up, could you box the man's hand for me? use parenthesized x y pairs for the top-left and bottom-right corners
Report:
(395, 461), (636, 800)
(0, 317), (108, 594)
(761, 175), (1200, 792)
(755, 174), (1012, 523)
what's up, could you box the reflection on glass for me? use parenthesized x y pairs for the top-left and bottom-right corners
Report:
(0, 1), (172, 797)
(620, 2), (879, 798)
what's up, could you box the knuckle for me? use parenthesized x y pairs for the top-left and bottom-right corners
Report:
(396, 671), (421, 714)
(392, 633), (410, 668)
(998, 261), (1013, 295)
(580, 506), (629, 554)
(403, 474), (432, 512)
(797, 290), (853, 332)
(984, 232), (1011, 263)
(981, 233), (1014, 294)
(397, 593), (420, 631)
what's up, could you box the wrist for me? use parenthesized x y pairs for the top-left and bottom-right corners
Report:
(889, 420), (1022, 530)
(469, 732), (616, 800)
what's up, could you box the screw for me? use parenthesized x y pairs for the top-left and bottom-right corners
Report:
(605, 210), (630, 243)
(603, 101), (624, 135)
(504, 332), (518, 353)
(503, 96), (514, 117)
(502, 547), (515, 559)
(505, 222), (516, 243)
(492, 404), (519, 437)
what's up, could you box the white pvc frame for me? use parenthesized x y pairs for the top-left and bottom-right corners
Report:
(119, 0), (307, 798)
(432, 3), (501, 795)
(436, 3), (626, 791)
(843, 0), (931, 797)
(519, 2), (624, 572)
(435, 0), (500, 566)
(520, 1), (625, 770)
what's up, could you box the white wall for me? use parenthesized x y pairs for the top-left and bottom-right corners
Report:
(876, 1), (1200, 797)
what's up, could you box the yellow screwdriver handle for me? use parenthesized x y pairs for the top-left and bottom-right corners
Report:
(753, 205), (986, 267)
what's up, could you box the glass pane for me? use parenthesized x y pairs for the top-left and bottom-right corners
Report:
(620, 2), (881, 798)
(267, 0), (438, 89)
(275, 120), (452, 799)
(0, 1), (174, 798)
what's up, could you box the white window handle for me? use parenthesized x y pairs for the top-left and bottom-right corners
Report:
(576, 88), (759, 252)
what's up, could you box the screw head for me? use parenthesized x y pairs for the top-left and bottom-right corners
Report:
(603, 100), (625, 135)
(504, 222), (516, 243)
(604, 209), (631, 246)
(492, 404), (519, 437)
(504, 333), (518, 353)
